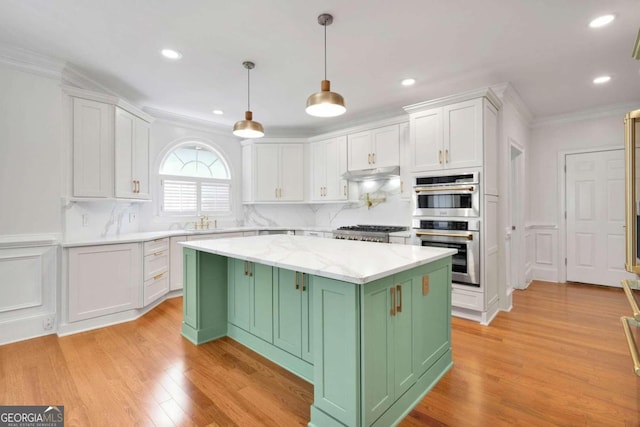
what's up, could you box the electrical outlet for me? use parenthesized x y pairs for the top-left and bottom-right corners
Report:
(43, 317), (53, 330)
(82, 214), (88, 226)
(129, 212), (137, 223)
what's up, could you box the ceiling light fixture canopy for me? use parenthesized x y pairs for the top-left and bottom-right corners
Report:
(233, 61), (264, 138)
(306, 13), (346, 118)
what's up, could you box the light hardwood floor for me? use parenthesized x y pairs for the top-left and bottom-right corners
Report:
(1, 281), (638, 426)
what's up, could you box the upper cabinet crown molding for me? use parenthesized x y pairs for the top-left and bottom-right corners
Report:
(0, 43), (65, 81)
(308, 114), (409, 143)
(62, 86), (154, 123)
(403, 87), (502, 114)
(240, 137), (307, 146)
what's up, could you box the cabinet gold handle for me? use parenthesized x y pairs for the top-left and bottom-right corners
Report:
(445, 149), (449, 163)
(153, 273), (164, 280)
(295, 271), (299, 290)
(372, 152), (376, 164)
(416, 231), (473, 240)
(400, 180), (404, 193)
(368, 153), (372, 164)
(390, 287), (396, 317)
(438, 150), (442, 164)
(243, 261), (248, 276)
(396, 285), (402, 312)
(301, 272), (306, 291)
(248, 262), (253, 277)
(344, 184), (347, 196)
(621, 317), (640, 376)
(153, 251), (163, 256)
(132, 180), (136, 192)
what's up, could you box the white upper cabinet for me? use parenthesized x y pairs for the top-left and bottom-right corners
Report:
(347, 124), (400, 171)
(310, 136), (348, 201)
(72, 98), (114, 197)
(409, 97), (493, 173)
(115, 107), (150, 199)
(66, 87), (153, 200)
(243, 141), (305, 203)
(398, 122), (411, 200)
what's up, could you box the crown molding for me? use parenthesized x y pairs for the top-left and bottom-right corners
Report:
(143, 106), (239, 137)
(532, 101), (640, 128)
(403, 87), (502, 113)
(490, 82), (534, 125)
(61, 65), (120, 96)
(308, 114), (409, 142)
(0, 43), (65, 80)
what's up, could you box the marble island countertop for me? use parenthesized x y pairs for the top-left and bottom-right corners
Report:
(60, 226), (333, 247)
(180, 234), (455, 284)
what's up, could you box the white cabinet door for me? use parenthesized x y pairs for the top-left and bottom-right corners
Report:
(254, 144), (280, 201)
(310, 141), (326, 200)
(72, 98), (114, 197)
(68, 243), (142, 322)
(115, 108), (150, 200)
(371, 125), (400, 168)
(169, 235), (187, 291)
(325, 136), (348, 200)
(443, 99), (483, 170)
(410, 107), (443, 172)
(347, 131), (372, 171)
(311, 137), (348, 201)
(399, 122), (411, 200)
(279, 144), (304, 201)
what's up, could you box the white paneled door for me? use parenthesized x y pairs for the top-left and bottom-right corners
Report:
(566, 149), (634, 286)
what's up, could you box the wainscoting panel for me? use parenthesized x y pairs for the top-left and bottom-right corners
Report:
(526, 224), (559, 283)
(0, 241), (57, 345)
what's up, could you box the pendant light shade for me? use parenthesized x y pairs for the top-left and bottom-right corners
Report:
(233, 61), (264, 138)
(306, 14), (346, 118)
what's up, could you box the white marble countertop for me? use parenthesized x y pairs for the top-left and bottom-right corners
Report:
(60, 226), (334, 247)
(180, 234), (454, 284)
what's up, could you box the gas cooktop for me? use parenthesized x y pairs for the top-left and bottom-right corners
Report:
(333, 225), (408, 243)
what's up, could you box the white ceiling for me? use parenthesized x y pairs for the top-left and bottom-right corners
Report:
(0, 0), (638, 135)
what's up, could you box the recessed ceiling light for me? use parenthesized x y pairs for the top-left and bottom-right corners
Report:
(593, 75), (611, 84)
(401, 78), (416, 86)
(589, 14), (615, 28)
(212, 110), (224, 115)
(161, 49), (182, 60)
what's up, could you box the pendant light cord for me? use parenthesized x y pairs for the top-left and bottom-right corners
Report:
(323, 22), (327, 80)
(247, 67), (251, 111)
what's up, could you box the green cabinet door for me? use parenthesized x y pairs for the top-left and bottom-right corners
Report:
(250, 262), (273, 342)
(273, 268), (302, 356)
(301, 274), (313, 363)
(273, 269), (313, 363)
(412, 262), (451, 376)
(228, 258), (251, 331)
(362, 276), (396, 424)
(392, 275), (415, 398)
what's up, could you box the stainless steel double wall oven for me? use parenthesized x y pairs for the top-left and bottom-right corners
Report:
(413, 172), (480, 287)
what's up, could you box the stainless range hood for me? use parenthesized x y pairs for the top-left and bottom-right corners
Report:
(341, 166), (400, 182)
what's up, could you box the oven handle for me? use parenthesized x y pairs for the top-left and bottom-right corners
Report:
(414, 185), (476, 193)
(416, 231), (474, 240)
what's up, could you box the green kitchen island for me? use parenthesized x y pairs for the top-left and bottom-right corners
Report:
(179, 234), (455, 427)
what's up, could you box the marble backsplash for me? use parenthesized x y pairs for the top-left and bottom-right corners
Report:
(63, 178), (412, 240)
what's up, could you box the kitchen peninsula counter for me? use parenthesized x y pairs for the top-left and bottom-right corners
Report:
(180, 235), (454, 427)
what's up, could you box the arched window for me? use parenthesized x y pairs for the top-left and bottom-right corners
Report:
(159, 142), (232, 216)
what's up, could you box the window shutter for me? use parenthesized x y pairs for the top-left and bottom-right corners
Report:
(201, 182), (231, 213)
(162, 179), (197, 214)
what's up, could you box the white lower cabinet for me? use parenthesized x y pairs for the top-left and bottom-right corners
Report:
(143, 238), (170, 305)
(68, 243), (142, 322)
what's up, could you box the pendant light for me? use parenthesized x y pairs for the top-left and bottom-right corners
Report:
(306, 13), (346, 117)
(233, 61), (264, 138)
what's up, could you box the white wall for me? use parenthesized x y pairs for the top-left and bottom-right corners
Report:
(0, 64), (63, 236)
(528, 113), (624, 283)
(138, 119), (245, 231)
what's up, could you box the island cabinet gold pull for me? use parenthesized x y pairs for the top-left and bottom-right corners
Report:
(295, 271), (299, 290)
(243, 261), (248, 276)
(438, 150), (442, 164)
(396, 285), (402, 312)
(248, 262), (253, 277)
(390, 287), (396, 316)
(416, 231), (473, 240)
(301, 272), (306, 291)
